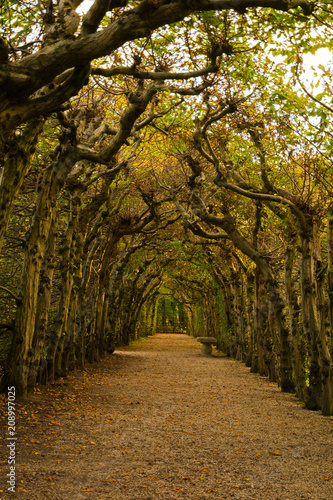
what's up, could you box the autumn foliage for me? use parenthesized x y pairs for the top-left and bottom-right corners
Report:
(0, 0), (333, 415)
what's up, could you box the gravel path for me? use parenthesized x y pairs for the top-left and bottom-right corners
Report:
(1, 333), (332, 499)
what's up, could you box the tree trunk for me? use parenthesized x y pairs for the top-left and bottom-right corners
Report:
(245, 271), (255, 368)
(266, 300), (277, 383)
(268, 273), (294, 392)
(90, 233), (120, 360)
(232, 269), (245, 361)
(284, 234), (307, 401)
(254, 268), (268, 377)
(325, 204), (333, 415)
(28, 214), (58, 391)
(0, 118), (44, 254)
(216, 273), (236, 355)
(299, 230), (322, 409)
(48, 194), (80, 383)
(2, 158), (65, 396)
(314, 216), (333, 416)
(75, 236), (101, 367)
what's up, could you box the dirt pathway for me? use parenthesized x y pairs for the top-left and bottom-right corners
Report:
(1, 333), (332, 499)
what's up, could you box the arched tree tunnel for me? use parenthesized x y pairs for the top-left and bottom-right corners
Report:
(1, 0), (333, 419)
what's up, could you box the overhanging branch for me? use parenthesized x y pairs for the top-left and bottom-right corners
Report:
(92, 61), (219, 81)
(0, 285), (21, 303)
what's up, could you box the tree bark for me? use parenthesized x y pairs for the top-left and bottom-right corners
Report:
(254, 268), (268, 377)
(1, 0), (313, 140)
(47, 194), (80, 383)
(2, 152), (71, 396)
(299, 229), (322, 409)
(28, 213), (58, 391)
(284, 232), (307, 401)
(315, 216), (333, 416)
(325, 204), (333, 415)
(0, 118), (44, 254)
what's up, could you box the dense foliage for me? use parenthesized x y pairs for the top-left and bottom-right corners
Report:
(1, 0), (333, 415)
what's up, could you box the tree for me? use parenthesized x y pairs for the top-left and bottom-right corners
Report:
(3, 0), (333, 410)
(162, 60), (333, 412)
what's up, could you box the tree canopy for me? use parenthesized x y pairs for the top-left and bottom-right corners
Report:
(1, 0), (333, 416)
